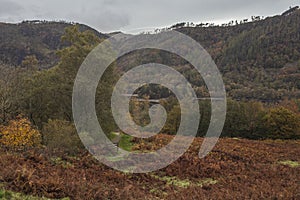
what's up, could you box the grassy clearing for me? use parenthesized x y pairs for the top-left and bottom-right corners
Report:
(279, 160), (300, 168)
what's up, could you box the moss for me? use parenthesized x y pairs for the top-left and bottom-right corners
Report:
(196, 178), (218, 187)
(0, 188), (70, 200)
(151, 175), (218, 188)
(279, 160), (300, 168)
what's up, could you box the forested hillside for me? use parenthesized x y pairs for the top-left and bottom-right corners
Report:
(0, 21), (107, 68)
(1, 8), (299, 101)
(89, 7), (300, 102)
(171, 7), (300, 101)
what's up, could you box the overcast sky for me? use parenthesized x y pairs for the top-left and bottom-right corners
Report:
(0, 0), (299, 33)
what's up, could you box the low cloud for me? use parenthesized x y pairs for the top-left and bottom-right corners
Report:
(67, 8), (130, 32)
(0, 0), (298, 32)
(0, 0), (23, 16)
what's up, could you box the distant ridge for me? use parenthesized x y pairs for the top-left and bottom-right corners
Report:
(282, 6), (299, 16)
(0, 20), (108, 68)
(0, 7), (299, 101)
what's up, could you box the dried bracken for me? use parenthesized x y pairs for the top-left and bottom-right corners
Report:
(0, 136), (299, 199)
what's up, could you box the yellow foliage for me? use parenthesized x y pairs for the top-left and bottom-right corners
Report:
(0, 116), (41, 149)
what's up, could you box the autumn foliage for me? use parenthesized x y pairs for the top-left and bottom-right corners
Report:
(0, 136), (299, 199)
(263, 107), (300, 139)
(0, 116), (41, 149)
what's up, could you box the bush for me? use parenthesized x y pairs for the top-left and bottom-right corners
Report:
(42, 119), (84, 155)
(262, 107), (300, 139)
(0, 116), (41, 150)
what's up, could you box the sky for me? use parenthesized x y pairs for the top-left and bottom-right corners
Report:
(0, 0), (299, 33)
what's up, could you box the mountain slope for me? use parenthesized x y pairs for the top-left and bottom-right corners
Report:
(174, 8), (300, 101)
(0, 21), (108, 68)
(0, 7), (299, 101)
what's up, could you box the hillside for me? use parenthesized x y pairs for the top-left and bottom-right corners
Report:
(0, 136), (299, 199)
(175, 7), (300, 101)
(116, 7), (300, 102)
(0, 7), (299, 101)
(0, 21), (107, 68)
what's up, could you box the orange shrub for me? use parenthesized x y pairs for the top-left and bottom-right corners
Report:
(0, 117), (41, 149)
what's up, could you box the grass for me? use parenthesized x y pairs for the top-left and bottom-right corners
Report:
(0, 188), (70, 200)
(151, 175), (218, 188)
(118, 134), (133, 151)
(105, 132), (134, 162)
(279, 160), (300, 168)
(109, 132), (133, 152)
